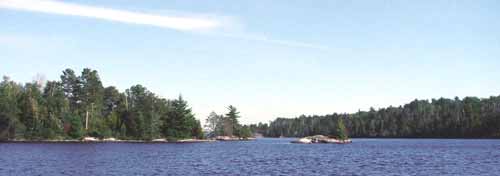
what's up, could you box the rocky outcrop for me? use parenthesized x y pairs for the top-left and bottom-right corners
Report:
(151, 138), (215, 143)
(82, 137), (99, 142)
(103, 138), (118, 141)
(291, 138), (312, 144)
(152, 138), (167, 142)
(215, 136), (256, 141)
(176, 139), (215, 143)
(291, 135), (352, 144)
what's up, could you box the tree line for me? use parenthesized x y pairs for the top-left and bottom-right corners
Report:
(0, 68), (205, 141)
(257, 96), (500, 138)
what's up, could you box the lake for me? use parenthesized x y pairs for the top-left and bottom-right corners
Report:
(1, 138), (499, 176)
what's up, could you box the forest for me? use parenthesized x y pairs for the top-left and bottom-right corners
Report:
(0, 68), (245, 141)
(3, 68), (499, 141)
(256, 96), (500, 138)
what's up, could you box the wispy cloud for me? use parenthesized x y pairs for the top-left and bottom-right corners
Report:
(0, 0), (328, 50)
(0, 0), (219, 31)
(219, 33), (329, 50)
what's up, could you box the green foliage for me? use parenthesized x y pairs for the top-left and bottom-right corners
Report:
(225, 105), (240, 136)
(0, 68), (213, 141)
(335, 118), (348, 140)
(192, 120), (204, 139)
(205, 105), (252, 138)
(263, 97), (500, 138)
(64, 113), (83, 139)
(0, 76), (22, 140)
(0, 112), (12, 141)
(60, 69), (81, 114)
(239, 125), (253, 139)
(18, 83), (45, 139)
(248, 123), (268, 137)
(205, 112), (225, 137)
(164, 96), (197, 139)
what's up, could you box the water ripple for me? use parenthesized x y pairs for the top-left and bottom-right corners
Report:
(1, 139), (500, 175)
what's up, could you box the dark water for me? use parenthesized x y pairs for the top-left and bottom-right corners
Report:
(1, 138), (500, 176)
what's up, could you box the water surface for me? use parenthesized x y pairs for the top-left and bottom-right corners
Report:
(1, 138), (499, 175)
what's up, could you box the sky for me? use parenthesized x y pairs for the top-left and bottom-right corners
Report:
(1, 0), (500, 124)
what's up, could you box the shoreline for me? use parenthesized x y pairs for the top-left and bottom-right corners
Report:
(1, 137), (258, 143)
(4, 137), (496, 143)
(1, 139), (217, 144)
(215, 136), (257, 141)
(266, 137), (500, 140)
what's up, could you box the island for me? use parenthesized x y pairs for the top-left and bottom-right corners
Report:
(291, 135), (351, 144)
(0, 68), (255, 143)
(290, 118), (352, 144)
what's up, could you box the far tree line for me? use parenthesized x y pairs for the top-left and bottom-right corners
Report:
(0, 68), (246, 141)
(251, 96), (500, 138)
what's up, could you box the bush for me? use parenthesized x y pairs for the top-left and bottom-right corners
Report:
(239, 126), (253, 139)
(64, 113), (83, 139)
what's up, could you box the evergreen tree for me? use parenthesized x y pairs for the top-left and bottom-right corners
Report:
(42, 81), (67, 139)
(0, 76), (22, 140)
(0, 68), (210, 140)
(18, 83), (44, 139)
(335, 118), (348, 140)
(225, 105), (240, 136)
(165, 96), (196, 139)
(5, 67), (500, 140)
(263, 96), (500, 138)
(191, 119), (204, 139)
(64, 112), (83, 139)
(103, 86), (122, 136)
(60, 69), (82, 114)
(79, 68), (105, 136)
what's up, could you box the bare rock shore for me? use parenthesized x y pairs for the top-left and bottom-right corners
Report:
(6, 137), (216, 143)
(291, 135), (352, 144)
(4, 136), (258, 143)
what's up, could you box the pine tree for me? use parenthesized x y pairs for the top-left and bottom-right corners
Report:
(336, 118), (349, 140)
(0, 76), (22, 140)
(225, 105), (240, 136)
(165, 95), (196, 139)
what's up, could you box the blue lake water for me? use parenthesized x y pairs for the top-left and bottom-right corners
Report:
(1, 138), (500, 176)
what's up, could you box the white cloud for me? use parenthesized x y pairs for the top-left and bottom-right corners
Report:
(0, 0), (328, 50)
(0, 0), (219, 32)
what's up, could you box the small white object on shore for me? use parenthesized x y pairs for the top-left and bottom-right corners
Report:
(177, 139), (215, 143)
(82, 137), (99, 142)
(103, 138), (117, 141)
(152, 138), (167, 142)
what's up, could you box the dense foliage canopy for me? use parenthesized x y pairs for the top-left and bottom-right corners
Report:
(256, 96), (500, 138)
(0, 68), (203, 141)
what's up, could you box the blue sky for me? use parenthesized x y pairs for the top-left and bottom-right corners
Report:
(1, 0), (500, 124)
